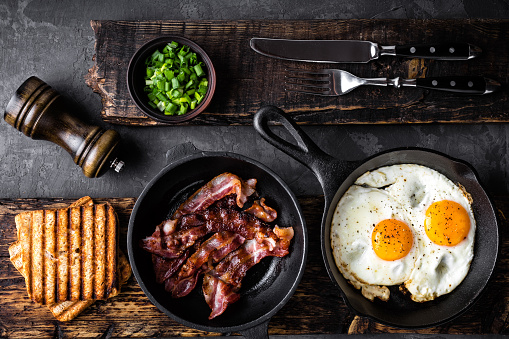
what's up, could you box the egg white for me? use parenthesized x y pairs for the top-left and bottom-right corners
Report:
(332, 164), (476, 302)
(331, 185), (418, 300)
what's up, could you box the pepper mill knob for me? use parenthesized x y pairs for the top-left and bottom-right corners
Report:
(4, 76), (124, 178)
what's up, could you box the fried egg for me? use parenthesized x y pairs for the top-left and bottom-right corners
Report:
(331, 185), (418, 301)
(332, 164), (475, 302)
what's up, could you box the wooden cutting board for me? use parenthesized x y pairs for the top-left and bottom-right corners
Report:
(86, 19), (509, 126)
(0, 197), (507, 338)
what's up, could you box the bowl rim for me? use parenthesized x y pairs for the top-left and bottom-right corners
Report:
(126, 35), (216, 123)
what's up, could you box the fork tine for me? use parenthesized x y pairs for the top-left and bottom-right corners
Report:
(285, 82), (330, 90)
(284, 88), (334, 96)
(285, 68), (329, 75)
(285, 76), (329, 82)
(284, 69), (335, 95)
(284, 82), (333, 96)
(285, 68), (330, 79)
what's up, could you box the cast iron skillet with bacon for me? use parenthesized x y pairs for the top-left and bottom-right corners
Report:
(140, 172), (295, 319)
(127, 145), (307, 338)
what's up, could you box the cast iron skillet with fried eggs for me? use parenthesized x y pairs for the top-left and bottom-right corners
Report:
(254, 106), (499, 328)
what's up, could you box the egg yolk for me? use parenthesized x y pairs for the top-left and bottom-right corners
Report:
(424, 200), (470, 246)
(372, 219), (413, 261)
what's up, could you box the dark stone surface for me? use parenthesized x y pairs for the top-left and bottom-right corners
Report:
(0, 0), (508, 199)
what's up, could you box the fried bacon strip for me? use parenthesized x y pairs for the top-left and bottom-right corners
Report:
(244, 198), (277, 222)
(140, 172), (294, 320)
(203, 228), (294, 319)
(153, 207), (279, 258)
(141, 226), (168, 258)
(151, 251), (190, 284)
(203, 275), (240, 320)
(209, 230), (293, 289)
(172, 172), (257, 220)
(151, 242), (201, 285)
(168, 231), (245, 298)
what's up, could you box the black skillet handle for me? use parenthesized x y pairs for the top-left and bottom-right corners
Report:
(254, 105), (332, 166)
(254, 105), (351, 202)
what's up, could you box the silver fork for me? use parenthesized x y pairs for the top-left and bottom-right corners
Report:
(285, 69), (499, 96)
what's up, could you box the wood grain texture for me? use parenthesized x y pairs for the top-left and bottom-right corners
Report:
(0, 197), (507, 338)
(85, 19), (509, 126)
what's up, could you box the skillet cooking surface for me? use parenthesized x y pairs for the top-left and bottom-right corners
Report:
(127, 151), (306, 333)
(323, 149), (499, 328)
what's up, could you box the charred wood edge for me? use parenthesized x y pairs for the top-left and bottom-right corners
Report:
(85, 19), (509, 126)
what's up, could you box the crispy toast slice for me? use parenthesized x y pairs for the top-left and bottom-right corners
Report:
(47, 249), (131, 322)
(10, 245), (130, 321)
(9, 197), (131, 321)
(12, 198), (119, 304)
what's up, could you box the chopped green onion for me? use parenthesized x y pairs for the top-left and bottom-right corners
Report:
(147, 92), (156, 101)
(157, 80), (165, 90)
(165, 102), (178, 115)
(156, 92), (167, 102)
(164, 70), (174, 80)
(171, 77), (179, 89)
(179, 103), (188, 115)
(143, 41), (209, 116)
(194, 64), (205, 77)
(171, 89), (182, 98)
(156, 101), (166, 112)
(177, 71), (186, 83)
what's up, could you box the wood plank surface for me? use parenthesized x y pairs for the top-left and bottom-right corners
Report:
(85, 19), (509, 126)
(0, 197), (507, 338)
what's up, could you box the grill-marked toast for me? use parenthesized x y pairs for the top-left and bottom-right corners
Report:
(9, 197), (131, 321)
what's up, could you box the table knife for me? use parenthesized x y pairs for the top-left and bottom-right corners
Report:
(250, 38), (481, 63)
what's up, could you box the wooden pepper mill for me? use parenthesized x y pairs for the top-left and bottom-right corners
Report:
(4, 76), (124, 178)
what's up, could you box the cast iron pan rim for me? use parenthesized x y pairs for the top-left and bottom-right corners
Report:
(321, 147), (498, 329)
(357, 146), (481, 171)
(127, 150), (308, 333)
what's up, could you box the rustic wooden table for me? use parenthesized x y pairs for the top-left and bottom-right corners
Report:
(0, 197), (507, 338)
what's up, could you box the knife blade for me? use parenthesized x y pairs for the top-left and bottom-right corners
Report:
(250, 38), (481, 63)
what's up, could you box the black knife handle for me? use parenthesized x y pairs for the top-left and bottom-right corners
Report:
(393, 43), (480, 60)
(415, 76), (499, 94)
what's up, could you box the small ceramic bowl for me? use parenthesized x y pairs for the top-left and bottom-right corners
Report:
(127, 36), (216, 123)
